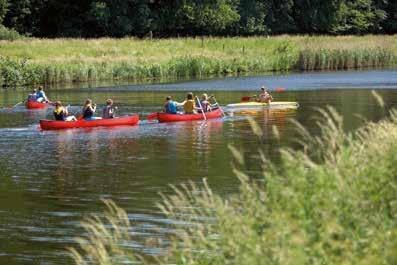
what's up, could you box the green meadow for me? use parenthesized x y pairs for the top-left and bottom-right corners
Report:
(1, 35), (396, 86)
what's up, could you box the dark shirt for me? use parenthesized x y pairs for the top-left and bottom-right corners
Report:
(82, 106), (94, 119)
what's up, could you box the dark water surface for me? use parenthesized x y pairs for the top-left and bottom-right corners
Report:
(0, 69), (396, 264)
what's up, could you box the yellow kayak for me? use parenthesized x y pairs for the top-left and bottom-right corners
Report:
(226, 101), (299, 109)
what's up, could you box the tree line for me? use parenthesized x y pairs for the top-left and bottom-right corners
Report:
(0, 0), (396, 38)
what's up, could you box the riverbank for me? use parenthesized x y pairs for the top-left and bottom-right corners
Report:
(1, 35), (396, 87)
(70, 103), (397, 265)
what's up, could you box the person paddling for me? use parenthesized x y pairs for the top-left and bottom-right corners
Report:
(36, 86), (49, 103)
(102, 99), (117, 119)
(164, 96), (178, 114)
(27, 89), (38, 101)
(82, 99), (100, 120)
(53, 101), (76, 121)
(179, 92), (196, 114)
(257, 86), (273, 103)
(198, 93), (211, 113)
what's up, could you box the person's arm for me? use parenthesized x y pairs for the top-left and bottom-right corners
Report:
(42, 91), (49, 101)
(176, 100), (185, 106)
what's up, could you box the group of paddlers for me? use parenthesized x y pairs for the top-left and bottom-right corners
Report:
(52, 99), (117, 122)
(27, 85), (273, 121)
(164, 92), (219, 114)
(27, 87), (117, 121)
(163, 87), (273, 115)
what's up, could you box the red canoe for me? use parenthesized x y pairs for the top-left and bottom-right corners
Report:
(149, 108), (223, 123)
(40, 115), (139, 130)
(26, 100), (51, 109)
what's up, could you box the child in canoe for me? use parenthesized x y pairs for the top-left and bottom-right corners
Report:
(102, 99), (117, 119)
(198, 93), (211, 113)
(53, 101), (76, 121)
(82, 99), (101, 120)
(257, 86), (273, 103)
(164, 96), (178, 114)
(27, 89), (37, 101)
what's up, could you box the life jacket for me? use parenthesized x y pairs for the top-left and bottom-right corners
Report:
(27, 94), (37, 101)
(36, 91), (45, 99)
(82, 106), (94, 119)
(184, 99), (195, 113)
(199, 100), (210, 113)
(165, 100), (177, 114)
(54, 107), (66, 121)
(102, 106), (114, 119)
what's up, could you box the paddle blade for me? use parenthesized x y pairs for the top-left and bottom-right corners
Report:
(147, 112), (158, 121)
(241, 96), (251, 102)
(275, 87), (286, 92)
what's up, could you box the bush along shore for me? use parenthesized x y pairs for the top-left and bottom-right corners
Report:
(69, 98), (397, 265)
(1, 35), (396, 87)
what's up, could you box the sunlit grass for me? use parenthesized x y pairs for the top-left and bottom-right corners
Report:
(0, 35), (396, 86)
(69, 92), (397, 264)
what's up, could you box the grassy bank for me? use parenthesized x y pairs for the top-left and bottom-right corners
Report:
(1, 35), (396, 87)
(69, 100), (397, 264)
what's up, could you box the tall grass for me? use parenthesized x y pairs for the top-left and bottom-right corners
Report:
(0, 35), (396, 87)
(68, 199), (140, 265)
(69, 95), (397, 264)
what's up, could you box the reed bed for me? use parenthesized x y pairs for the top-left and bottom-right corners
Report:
(70, 94), (397, 265)
(0, 35), (396, 86)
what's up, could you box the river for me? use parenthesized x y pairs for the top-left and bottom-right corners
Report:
(0, 69), (396, 264)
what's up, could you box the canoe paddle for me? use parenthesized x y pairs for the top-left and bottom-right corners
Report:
(6, 101), (25, 109)
(195, 96), (207, 121)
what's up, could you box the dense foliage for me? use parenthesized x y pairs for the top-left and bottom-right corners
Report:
(1, 0), (396, 37)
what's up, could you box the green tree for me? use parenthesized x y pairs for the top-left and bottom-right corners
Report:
(0, 0), (7, 24)
(293, 0), (341, 33)
(236, 0), (268, 35)
(183, 0), (240, 35)
(331, 0), (388, 34)
(265, 0), (296, 34)
(89, 0), (152, 37)
(379, 0), (397, 33)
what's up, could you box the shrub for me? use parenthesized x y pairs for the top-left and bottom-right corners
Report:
(0, 25), (22, 41)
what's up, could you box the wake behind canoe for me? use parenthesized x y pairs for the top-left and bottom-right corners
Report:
(226, 101), (299, 109)
(40, 115), (139, 130)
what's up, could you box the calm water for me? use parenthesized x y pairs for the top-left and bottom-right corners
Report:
(0, 69), (396, 264)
